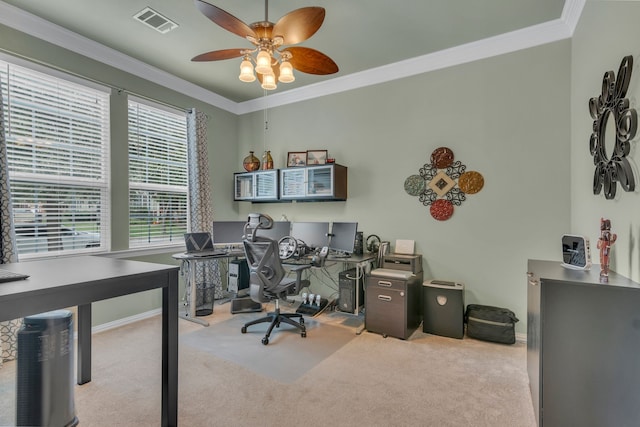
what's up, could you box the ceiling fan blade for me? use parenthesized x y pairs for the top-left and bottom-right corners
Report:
(191, 49), (246, 62)
(273, 7), (325, 45)
(285, 47), (338, 75)
(194, 0), (256, 39)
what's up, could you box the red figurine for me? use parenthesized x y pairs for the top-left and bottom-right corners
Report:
(597, 218), (617, 279)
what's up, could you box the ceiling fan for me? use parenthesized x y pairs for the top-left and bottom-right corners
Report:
(191, 0), (339, 90)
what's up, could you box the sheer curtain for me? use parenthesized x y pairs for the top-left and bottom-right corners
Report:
(187, 109), (223, 302)
(0, 75), (20, 368)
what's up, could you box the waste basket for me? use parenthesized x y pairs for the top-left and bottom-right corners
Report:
(195, 280), (215, 316)
(422, 280), (464, 339)
(16, 309), (78, 427)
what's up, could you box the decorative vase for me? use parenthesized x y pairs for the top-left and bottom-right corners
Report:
(243, 151), (260, 172)
(262, 150), (274, 170)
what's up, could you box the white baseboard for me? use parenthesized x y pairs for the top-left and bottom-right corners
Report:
(90, 308), (162, 335)
(85, 308), (529, 344)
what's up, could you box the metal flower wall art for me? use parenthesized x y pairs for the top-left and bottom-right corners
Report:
(404, 147), (484, 221)
(588, 55), (638, 200)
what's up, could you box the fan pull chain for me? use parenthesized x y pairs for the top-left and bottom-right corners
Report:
(263, 90), (269, 152)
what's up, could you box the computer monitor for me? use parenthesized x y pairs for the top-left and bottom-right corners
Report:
(329, 222), (358, 255)
(211, 221), (246, 244)
(258, 221), (291, 242)
(290, 221), (330, 250)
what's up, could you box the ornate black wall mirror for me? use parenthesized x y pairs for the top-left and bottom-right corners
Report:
(588, 55), (638, 199)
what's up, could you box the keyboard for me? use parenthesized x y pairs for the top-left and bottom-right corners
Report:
(0, 268), (29, 283)
(186, 249), (227, 258)
(226, 250), (245, 257)
(284, 258), (312, 265)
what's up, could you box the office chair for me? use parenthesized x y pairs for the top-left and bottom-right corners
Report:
(241, 213), (311, 345)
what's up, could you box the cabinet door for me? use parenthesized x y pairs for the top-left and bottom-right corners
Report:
(307, 166), (334, 197)
(254, 170), (277, 200)
(280, 168), (306, 199)
(234, 173), (254, 200)
(365, 284), (407, 339)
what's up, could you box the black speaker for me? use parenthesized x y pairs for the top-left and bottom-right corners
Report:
(354, 231), (364, 255)
(338, 268), (363, 313)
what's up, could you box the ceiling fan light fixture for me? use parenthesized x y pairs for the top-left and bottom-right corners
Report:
(239, 59), (256, 82)
(255, 49), (273, 75)
(278, 60), (295, 83)
(191, 0), (338, 92)
(261, 72), (277, 90)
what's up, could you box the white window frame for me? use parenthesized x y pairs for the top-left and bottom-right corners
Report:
(0, 56), (111, 259)
(128, 96), (188, 249)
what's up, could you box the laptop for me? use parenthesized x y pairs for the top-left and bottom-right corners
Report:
(184, 232), (225, 257)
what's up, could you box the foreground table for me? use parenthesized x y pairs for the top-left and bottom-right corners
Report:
(0, 256), (179, 427)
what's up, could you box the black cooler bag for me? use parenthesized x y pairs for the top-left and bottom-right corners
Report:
(464, 304), (519, 344)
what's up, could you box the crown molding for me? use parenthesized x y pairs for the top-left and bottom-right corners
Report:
(238, 17), (574, 114)
(0, 0), (584, 116)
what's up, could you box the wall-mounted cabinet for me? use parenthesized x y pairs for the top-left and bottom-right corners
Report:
(233, 164), (347, 202)
(280, 164), (347, 201)
(233, 170), (278, 202)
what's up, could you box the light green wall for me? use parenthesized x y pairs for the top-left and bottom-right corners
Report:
(238, 42), (572, 333)
(571, 1), (640, 282)
(2, 21), (575, 333)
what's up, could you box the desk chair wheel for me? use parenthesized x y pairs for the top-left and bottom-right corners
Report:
(262, 337), (269, 345)
(301, 331), (307, 338)
(241, 326), (247, 333)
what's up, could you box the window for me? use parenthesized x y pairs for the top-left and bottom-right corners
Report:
(0, 59), (110, 258)
(128, 98), (187, 248)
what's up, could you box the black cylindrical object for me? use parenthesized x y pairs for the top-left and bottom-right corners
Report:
(16, 309), (78, 427)
(353, 231), (363, 255)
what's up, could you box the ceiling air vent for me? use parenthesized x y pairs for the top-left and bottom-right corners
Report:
(133, 7), (178, 34)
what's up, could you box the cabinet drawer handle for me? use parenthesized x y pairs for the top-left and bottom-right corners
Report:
(377, 280), (392, 287)
(377, 295), (392, 302)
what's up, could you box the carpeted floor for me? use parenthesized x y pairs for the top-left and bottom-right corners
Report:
(181, 313), (356, 383)
(0, 301), (537, 426)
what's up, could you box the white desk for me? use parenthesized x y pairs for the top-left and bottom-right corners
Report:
(172, 251), (243, 326)
(284, 253), (376, 334)
(326, 253), (376, 315)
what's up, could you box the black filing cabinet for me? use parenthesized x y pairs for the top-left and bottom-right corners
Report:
(365, 269), (422, 339)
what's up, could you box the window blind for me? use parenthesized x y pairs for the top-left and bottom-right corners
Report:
(128, 99), (188, 247)
(0, 60), (110, 257)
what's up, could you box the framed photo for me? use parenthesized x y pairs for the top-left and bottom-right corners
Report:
(306, 150), (328, 165)
(287, 151), (306, 167)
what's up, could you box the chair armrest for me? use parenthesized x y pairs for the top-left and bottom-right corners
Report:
(288, 264), (312, 273)
(289, 264), (311, 294)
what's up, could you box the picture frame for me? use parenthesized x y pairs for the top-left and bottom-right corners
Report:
(287, 151), (307, 167)
(306, 150), (328, 165)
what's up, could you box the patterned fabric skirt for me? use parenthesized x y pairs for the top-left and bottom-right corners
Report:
(0, 319), (21, 367)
